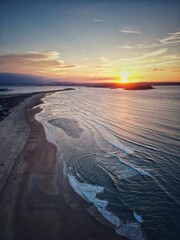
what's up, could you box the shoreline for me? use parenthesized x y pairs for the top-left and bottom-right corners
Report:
(0, 88), (75, 121)
(0, 91), (126, 240)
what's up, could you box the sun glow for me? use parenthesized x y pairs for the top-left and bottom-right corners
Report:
(120, 71), (128, 83)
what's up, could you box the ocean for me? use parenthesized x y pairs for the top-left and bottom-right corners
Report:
(34, 86), (180, 240)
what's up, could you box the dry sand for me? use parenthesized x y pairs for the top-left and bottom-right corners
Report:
(0, 91), (127, 240)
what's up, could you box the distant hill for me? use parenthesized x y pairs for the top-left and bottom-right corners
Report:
(122, 83), (154, 90)
(0, 73), (57, 86)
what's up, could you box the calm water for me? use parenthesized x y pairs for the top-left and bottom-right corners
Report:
(35, 86), (180, 240)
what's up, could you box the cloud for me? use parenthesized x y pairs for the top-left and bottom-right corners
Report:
(100, 57), (108, 62)
(48, 65), (87, 73)
(134, 43), (159, 49)
(119, 28), (140, 34)
(122, 45), (133, 49)
(94, 66), (102, 68)
(159, 31), (180, 45)
(113, 45), (133, 49)
(112, 48), (168, 64)
(84, 57), (89, 61)
(142, 48), (167, 58)
(108, 47), (180, 73)
(93, 19), (104, 22)
(171, 67), (180, 72)
(153, 68), (163, 71)
(0, 51), (61, 63)
(118, 31), (180, 50)
(30, 51), (60, 58)
(0, 51), (80, 74)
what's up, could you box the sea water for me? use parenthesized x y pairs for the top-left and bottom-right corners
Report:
(35, 86), (180, 240)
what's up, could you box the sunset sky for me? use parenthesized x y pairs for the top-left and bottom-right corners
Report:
(0, 0), (180, 83)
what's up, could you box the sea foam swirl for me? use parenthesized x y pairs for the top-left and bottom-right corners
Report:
(68, 174), (144, 240)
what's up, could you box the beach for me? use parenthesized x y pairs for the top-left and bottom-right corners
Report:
(0, 90), (125, 240)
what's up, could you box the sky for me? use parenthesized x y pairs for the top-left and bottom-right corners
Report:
(0, 0), (180, 83)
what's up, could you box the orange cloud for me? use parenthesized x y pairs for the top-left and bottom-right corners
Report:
(153, 68), (163, 71)
(0, 51), (79, 75)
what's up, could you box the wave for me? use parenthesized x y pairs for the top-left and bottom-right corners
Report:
(68, 174), (107, 206)
(68, 174), (144, 240)
(116, 157), (151, 177)
(97, 153), (151, 181)
(133, 212), (143, 223)
(98, 127), (134, 155)
(77, 114), (135, 155)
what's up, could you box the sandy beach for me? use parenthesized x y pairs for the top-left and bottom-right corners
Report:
(0, 91), (126, 240)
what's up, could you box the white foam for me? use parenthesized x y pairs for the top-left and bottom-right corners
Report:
(104, 153), (151, 178)
(98, 128), (134, 155)
(116, 221), (144, 240)
(98, 207), (121, 227)
(133, 212), (143, 223)
(68, 174), (106, 205)
(117, 158), (151, 177)
(97, 154), (150, 180)
(68, 174), (144, 240)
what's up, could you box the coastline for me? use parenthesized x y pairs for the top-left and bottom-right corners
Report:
(0, 91), (126, 240)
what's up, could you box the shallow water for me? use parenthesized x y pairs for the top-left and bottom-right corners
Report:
(35, 86), (180, 240)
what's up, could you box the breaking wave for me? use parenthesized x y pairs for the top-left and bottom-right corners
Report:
(68, 174), (144, 240)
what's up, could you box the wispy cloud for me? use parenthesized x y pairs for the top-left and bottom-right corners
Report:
(84, 57), (89, 61)
(93, 19), (104, 22)
(159, 31), (180, 45)
(153, 68), (163, 71)
(105, 47), (180, 73)
(141, 48), (168, 58)
(29, 51), (60, 59)
(113, 45), (133, 49)
(136, 31), (180, 48)
(122, 45), (133, 49)
(100, 57), (108, 62)
(119, 28), (140, 34)
(49, 65), (87, 72)
(117, 31), (180, 50)
(134, 43), (159, 49)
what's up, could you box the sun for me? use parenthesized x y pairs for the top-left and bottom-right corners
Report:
(120, 71), (128, 83)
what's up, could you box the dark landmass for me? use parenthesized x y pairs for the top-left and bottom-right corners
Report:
(86, 82), (154, 90)
(148, 82), (180, 86)
(0, 88), (10, 92)
(86, 82), (180, 88)
(122, 83), (154, 90)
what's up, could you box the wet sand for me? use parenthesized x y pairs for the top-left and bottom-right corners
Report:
(0, 91), (127, 240)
